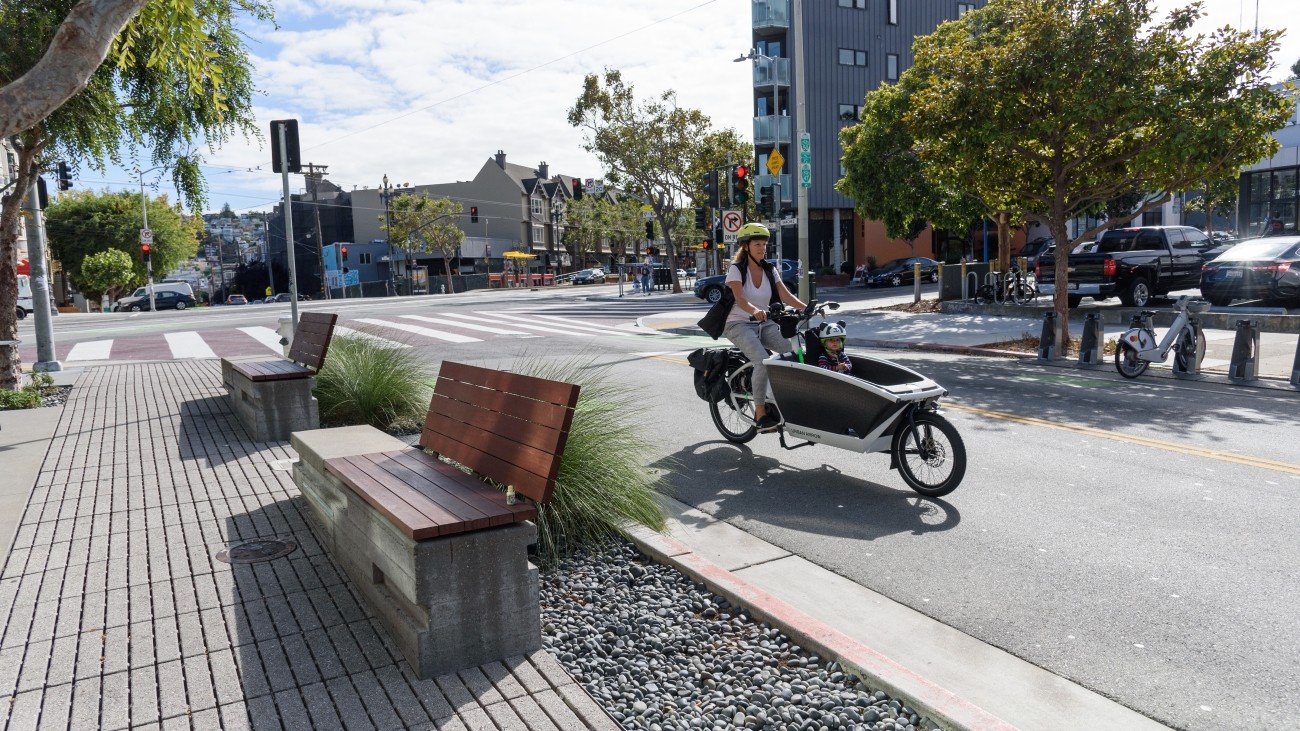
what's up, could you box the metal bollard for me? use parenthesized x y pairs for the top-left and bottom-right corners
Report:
(1038, 311), (1057, 361)
(1227, 319), (1260, 383)
(1291, 333), (1300, 388)
(1172, 318), (1205, 377)
(1077, 313), (1104, 366)
(277, 316), (294, 357)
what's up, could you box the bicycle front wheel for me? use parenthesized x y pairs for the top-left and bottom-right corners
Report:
(892, 411), (966, 498)
(1010, 282), (1034, 305)
(1115, 342), (1149, 379)
(709, 364), (758, 444)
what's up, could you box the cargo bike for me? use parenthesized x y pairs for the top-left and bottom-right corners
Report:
(690, 301), (967, 497)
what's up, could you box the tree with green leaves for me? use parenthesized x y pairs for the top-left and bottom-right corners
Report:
(560, 195), (610, 270)
(44, 190), (196, 292)
(839, 77), (985, 249)
(1290, 57), (1300, 81)
(1183, 174), (1240, 238)
(568, 69), (747, 294)
(899, 0), (1289, 352)
(383, 193), (465, 296)
(77, 248), (137, 304)
(0, 0), (271, 389)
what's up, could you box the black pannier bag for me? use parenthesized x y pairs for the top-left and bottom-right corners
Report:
(687, 348), (731, 402)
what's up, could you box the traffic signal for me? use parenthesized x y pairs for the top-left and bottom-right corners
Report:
(572, 179), (584, 200)
(470, 206), (479, 223)
(341, 245), (348, 260)
(701, 170), (720, 209)
(645, 221), (654, 239)
(731, 165), (750, 205)
(759, 186), (774, 217)
(694, 207), (706, 229)
(56, 162), (72, 191)
(141, 243), (151, 257)
(702, 239), (711, 251)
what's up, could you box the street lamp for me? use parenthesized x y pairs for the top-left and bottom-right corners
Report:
(735, 48), (783, 252)
(134, 165), (165, 312)
(379, 175), (412, 296)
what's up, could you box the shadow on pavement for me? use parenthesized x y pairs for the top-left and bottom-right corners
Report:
(653, 440), (961, 541)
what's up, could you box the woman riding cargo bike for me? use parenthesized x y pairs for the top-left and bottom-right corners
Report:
(690, 224), (967, 497)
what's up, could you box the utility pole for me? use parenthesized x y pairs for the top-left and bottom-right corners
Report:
(304, 162), (329, 299)
(793, 0), (810, 302)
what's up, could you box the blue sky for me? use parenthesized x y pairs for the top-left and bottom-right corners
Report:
(73, 0), (1297, 217)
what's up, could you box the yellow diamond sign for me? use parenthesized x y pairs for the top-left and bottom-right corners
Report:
(766, 149), (784, 176)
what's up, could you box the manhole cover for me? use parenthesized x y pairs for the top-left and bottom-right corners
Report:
(215, 539), (297, 564)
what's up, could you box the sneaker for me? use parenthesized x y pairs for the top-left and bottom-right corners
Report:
(755, 413), (780, 431)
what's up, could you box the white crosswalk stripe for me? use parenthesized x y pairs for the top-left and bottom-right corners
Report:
(438, 312), (596, 337)
(66, 340), (114, 361)
(353, 318), (481, 344)
(483, 311), (663, 337)
(165, 331), (217, 359)
(332, 325), (412, 348)
(239, 326), (285, 353)
(399, 314), (536, 337)
(533, 313), (671, 337)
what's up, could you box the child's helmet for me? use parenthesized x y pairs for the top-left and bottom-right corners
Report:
(819, 322), (847, 342)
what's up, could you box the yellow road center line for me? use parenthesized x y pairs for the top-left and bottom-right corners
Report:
(945, 402), (1300, 476)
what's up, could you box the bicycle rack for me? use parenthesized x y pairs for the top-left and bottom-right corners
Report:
(1037, 311), (1057, 361)
(1228, 319), (1260, 383)
(1172, 317), (1205, 378)
(962, 270), (979, 300)
(1077, 313), (1105, 366)
(984, 270), (1005, 304)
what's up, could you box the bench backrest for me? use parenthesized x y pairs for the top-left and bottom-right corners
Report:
(421, 361), (580, 505)
(288, 312), (339, 371)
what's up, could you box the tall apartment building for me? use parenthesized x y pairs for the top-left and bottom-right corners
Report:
(746, 0), (986, 269)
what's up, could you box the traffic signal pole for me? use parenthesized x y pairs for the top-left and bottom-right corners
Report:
(276, 121), (301, 330)
(22, 177), (61, 373)
(793, 0), (810, 302)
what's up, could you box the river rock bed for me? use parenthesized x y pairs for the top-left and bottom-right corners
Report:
(540, 539), (945, 731)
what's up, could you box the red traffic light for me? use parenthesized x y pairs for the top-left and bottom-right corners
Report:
(341, 246), (348, 258)
(735, 165), (748, 179)
(141, 243), (151, 255)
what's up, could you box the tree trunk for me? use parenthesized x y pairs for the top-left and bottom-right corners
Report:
(1048, 220), (1073, 358)
(997, 212), (1011, 275)
(443, 257), (455, 295)
(0, 135), (42, 390)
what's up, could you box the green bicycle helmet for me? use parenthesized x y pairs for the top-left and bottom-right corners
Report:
(736, 222), (772, 242)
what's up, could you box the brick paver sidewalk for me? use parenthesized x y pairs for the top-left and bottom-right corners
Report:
(0, 361), (616, 731)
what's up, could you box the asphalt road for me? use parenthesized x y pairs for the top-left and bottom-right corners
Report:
(16, 282), (1299, 730)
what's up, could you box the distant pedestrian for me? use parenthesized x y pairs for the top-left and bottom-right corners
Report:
(641, 264), (652, 295)
(1265, 214), (1284, 236)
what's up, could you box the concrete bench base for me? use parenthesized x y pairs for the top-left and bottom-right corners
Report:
(222, 356), (319, 442)
(291, 426), (543, 678)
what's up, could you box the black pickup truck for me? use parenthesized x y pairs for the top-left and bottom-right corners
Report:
(1036, 225), (1223, 307)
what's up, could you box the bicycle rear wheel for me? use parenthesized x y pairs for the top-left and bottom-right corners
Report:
(1173, 327), (1203, 373)
(709, 363), (758, 444)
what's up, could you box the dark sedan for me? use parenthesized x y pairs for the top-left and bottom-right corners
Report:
(863, 257), (940, 287)
(114, 291), (197, 312)
(1199, 236), (1300, 307)
(693, 259), (800, 304)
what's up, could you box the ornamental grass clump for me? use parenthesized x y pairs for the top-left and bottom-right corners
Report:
(511, 354), (667, 568)
(313, 331), (434, 433)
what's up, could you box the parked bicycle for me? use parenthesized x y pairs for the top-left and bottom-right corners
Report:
(690, 301), (967, 497)
(1114, 295), (1209, 378)
(974, 265), (1037, 305)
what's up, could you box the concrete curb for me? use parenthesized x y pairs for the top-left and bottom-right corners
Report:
(621, 524), (1019, 731)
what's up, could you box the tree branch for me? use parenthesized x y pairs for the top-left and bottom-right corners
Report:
(0, 0), (150, 138)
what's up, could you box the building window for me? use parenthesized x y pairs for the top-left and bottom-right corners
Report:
(359, 252), (372, 265)
(837, 0), (865, 8)
(838, 104), (861, 121)
(532, 224), (544, 242)
(886, 54), (899, 80)
(958, 2), (976, 16)
(1141, 210), (1164, 227)
(888, 0), (898, 24)
(838, 49), (868, 66)
(530, 197), (542, 216)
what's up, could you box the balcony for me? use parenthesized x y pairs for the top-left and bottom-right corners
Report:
(753, 57), (790, 89)
(752, 0), (789, 32)
(753, 115), (792, 146)
(755, 174), (793, 203)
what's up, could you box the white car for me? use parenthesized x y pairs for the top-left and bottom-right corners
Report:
(16, 296), (33, 320)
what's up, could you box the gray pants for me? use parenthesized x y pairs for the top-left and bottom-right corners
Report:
(723, 319), (788, 407)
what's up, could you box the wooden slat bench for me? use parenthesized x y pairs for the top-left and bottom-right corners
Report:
(221, 312), (338, 442)
(290, 361), (580, 678)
